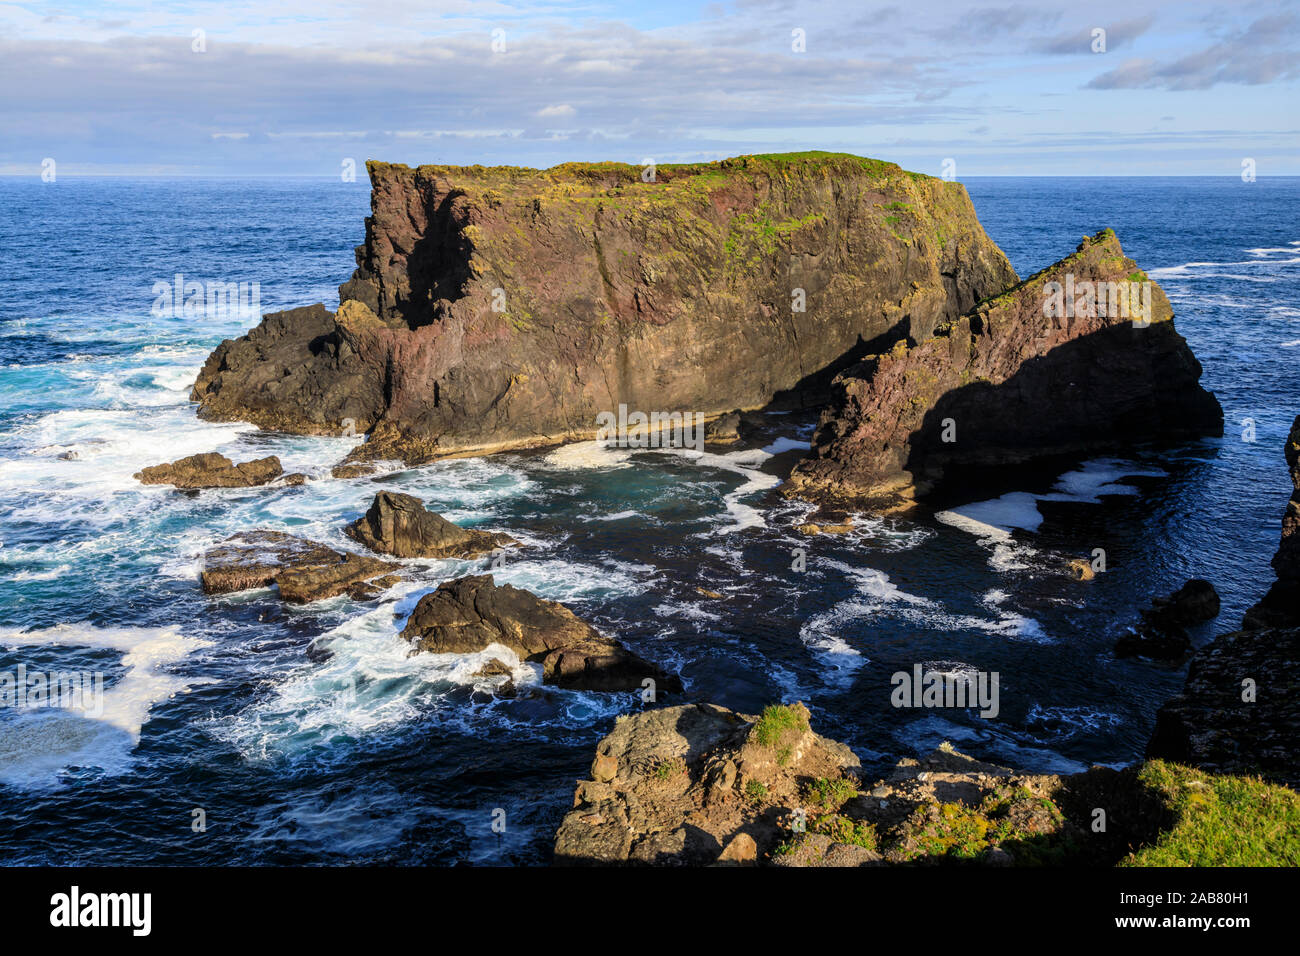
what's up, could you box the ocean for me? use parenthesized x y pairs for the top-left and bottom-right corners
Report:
(0, 174), (1296, 864)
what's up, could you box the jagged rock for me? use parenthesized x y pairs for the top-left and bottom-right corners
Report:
(279, 473), (308, 486)
(704, 411), (742, 444)
(331, 462), (377, 479)
(200, 529), (403, 603)
(135, 452), (282, 489)
(192, 153), (1015, 464)
(1115, 579), (1220, 660)
(1147, 626), (1300, 787)
(1066, 558), (1096, 580)
(1245, 415), (1300, 628)
(399, 575), (680, 693)
(784, 230), (1223, 505)
(344, 491), (516, 559)
(553, 702), (862, 865)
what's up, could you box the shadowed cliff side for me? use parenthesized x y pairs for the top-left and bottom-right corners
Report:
(784, 229), (1223, 507)
(1243, 415), (1300, 628)
(191, 152), (1016, 464)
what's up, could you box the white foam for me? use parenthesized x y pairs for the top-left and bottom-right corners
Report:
(542, 441), (633, 470)
(0, 624), (210, 788)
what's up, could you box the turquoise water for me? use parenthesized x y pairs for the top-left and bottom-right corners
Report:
(0, 175), (1296, 863)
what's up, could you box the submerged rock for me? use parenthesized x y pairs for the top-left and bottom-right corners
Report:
(1244, 415), (1300, 629)
(344, 491), (516, 559)
(200, 529), (403, 603)
(1115, 579), (1220, 660)
(399, 574), (680, 693)
(135, 452), (283, 489)
(192, 152), (1015, 464)
(784, 230), (1223, 506)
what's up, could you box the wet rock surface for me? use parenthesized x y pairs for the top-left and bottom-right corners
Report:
(1114, 578), (1220, 660)
(399, 574), (680, 693)
(135, 452), (283, 489)
(345, 491), (516, 559)
(200, 529), (403, 603)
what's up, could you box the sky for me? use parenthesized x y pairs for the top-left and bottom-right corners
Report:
(1, 0), (1296, 176)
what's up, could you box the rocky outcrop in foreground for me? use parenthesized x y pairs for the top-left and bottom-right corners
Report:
(345, 491), (516, 559)
(136, 452), (283, 489)
(1114, 579), (1220, 661)
(1244, 415), (1300, 628)
(400, 575), (680, 693)
(192, 153), (1015, 464)
(201, 530), (403, 603)
(554, 703), (1171, 866)
(785, 230), (1223, 505)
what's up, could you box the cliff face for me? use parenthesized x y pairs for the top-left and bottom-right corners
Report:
(192, 152), (1015, 462)
(784, 230), (1224, 505)
(1244, 415), (1300, 628)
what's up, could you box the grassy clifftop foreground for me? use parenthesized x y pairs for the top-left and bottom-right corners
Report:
(1122, 761), (1299, 867)
(553, 703), (1299, 867)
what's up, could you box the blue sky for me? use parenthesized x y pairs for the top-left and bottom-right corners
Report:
(1, 0), (1296, 175)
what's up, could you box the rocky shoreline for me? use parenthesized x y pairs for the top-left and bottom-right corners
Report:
(169, 153), (1294, 865)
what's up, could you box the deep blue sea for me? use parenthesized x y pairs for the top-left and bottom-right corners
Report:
(0, 175), (1296, 864)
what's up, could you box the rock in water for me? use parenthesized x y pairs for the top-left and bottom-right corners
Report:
(399, 575), (680, 693)
(553, 702), (864, 865)
(1244, 415), (1300, 628)
(784, 230), (1223, 505)
(135, 452), (283, 489)
(201, 529), (403, 603)
(191, 153), (1016, 464)
(344, 491), (515, 559)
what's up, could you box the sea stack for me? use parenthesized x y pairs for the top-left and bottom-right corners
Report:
(191, 152), (1016, 464)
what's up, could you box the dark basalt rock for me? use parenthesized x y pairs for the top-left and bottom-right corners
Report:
(344, 491), (516, 559)
(1115, 579), (1221, 661)
(135, 452), (282, 489)
(399, 574), (680, 693)
(1244, 415), (1300, 629)
(1147, 626), (1300, 788)
(201, 529), (403, 603)
(191, 153), (1016, 464)
(784, 230), (1223, 506)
